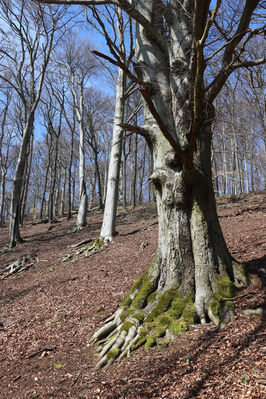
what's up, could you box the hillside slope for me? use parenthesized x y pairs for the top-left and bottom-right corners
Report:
(0, 192), (265, 399)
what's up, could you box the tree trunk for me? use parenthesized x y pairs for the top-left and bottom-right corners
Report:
(40, 158), (50, 221)
(100, 68), (125, 240)
(67, 128), (74, 220)
(92, 123), (243, 369)
(21, 134), (34, 224)
(85, 0), (255, 368)
(60, 168), (67, 216)
(9, 116), (34, 247)
(0, 169), (6, 227)
(130, 134), (138, 209)
(77, 180), (87, 227)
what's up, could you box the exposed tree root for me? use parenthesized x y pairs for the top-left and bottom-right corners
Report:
(61, 237), (105, 263)
(91, 259), (254, 369)
(0, 253), (37, 278)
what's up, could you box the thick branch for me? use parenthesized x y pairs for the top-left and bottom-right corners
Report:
(119, 123), (149, 138)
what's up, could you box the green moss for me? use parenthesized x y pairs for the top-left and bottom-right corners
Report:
(106, 348), (121, 360)
(215, 273), (236, 298)
(94, 237), (105, 248)
(131, 336), (147, 351)
(151, 326), (165, 338)
(145, 288), (177, 323)
(181, 300), (196, 324)
(120, 310), (128, 322)
(147, 291), (157, 303)
(167, 294), (186, 318)
(131, 278), (154, 309)
(121, 321), (134, 333)
(210, 300), (220, 317)
(156, 315), (172, 327)
(144, 336), (157, 349)
(224, 300), (234, 308)
(139, 328), (148, 336)
(121, 297), (132, 308)
(169, 320), (189, 335)
(132, 313), (145, 322)
(157, 339), (170, 347)
(120, 267), (149, 308)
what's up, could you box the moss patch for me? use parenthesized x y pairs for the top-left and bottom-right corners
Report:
(147, 291), (157, 303)
(139, 327), (148, 336)
(131, 336), (147, 351)
(157, 339), (170, 347)
(131, 278), (154, 309)
(151, 326), (165, 338)
(156, 314), (172, 327)
(120, 321), (134, 333)
(169, 320), (189, 335)
(167, 294), (186, 318)
(106, 348), (121, 361)
(215, 273), (236, 298)
(144, 336), (157, 349)
(120, 266), (151, 308)
(145, 288), (177, 323)
(132, 313), (145, 322)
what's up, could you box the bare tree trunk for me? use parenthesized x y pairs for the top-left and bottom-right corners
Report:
(100, 69), (125, 238)
(130, 134), (138, 209)
(21, 134), (34, 224)
(9, 116), (34, 247)
(40, 158), (50, 221)
(60, 167), (67, 216)
(0, 169), (6, 227)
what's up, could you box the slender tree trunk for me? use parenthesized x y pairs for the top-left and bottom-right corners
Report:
(48, 133), (59, 223)
(40, 157), (50, 220)
(76, 122), (87, 227)
(60, 168), (67, 216)
(130, 134), (138, 209)
(21, 134), (34, 224)
(138, 142), (146, 204)
(0, 169), (6, 227)
(67, 129), (74, 220)
(122, 140), (127, 210)
(100, 68), (125, 240)
(94, 148), (103, 209)
(9, 115), (34, 247)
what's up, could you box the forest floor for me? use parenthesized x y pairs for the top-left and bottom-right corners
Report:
(0, 192), (265, 399)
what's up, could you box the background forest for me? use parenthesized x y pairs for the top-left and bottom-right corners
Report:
(0, 0), (265, 230)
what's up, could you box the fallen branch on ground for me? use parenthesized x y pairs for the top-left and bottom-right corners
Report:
(0, 254), (36, 278)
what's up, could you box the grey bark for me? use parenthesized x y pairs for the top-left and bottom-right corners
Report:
(100, 68), (125, 240)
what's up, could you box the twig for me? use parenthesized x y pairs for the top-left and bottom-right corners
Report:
(28, 346), (56, 359)
(220, 291), (256, 302)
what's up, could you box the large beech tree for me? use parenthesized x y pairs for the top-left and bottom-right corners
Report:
(36, 0), (265, 368)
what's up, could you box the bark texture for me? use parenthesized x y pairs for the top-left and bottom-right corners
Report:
(90, 0), (255, 367)
(100, 68), (125, 240)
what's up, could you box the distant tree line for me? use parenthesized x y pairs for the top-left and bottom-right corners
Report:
(0, 0), (265, 234)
